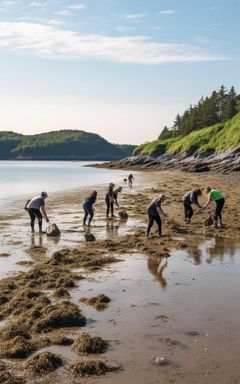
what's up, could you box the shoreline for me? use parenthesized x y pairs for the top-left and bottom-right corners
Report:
(0, 169), (240, 383)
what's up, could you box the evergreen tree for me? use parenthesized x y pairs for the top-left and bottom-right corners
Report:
(158, 85), (239, 139)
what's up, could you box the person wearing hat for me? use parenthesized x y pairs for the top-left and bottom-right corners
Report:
(105, 183), (116, 218)
(82, 191), (97, 226)
(113, 186), (122, 207)
(25, 192), (49, 233)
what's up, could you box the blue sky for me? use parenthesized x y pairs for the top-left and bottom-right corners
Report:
(0, 0), (239, 144)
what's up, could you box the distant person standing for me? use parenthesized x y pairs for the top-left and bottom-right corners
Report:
(128, 174), (134, 187)
(182, 188), (202, 223)
(105, 183), (116, 218)
(25, 192), (49, 233)
(82, 191), (97, 226)
(202, 187), (225, 227)
(146, 194), (167, 237)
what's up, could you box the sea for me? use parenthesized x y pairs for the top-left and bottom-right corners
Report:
(0, 160), (130, 213)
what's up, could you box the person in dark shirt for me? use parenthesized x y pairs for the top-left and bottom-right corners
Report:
(128, 174), (134, 187)
(105, 183), (115, 218)
(146, 194), (167, 237)
(113, 186), (122, 207)
(25, 191), (49, 233)
(82, 191), (97, 226)
(182, 188), (202, 223)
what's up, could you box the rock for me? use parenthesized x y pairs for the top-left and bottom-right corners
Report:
(151, 356), (171, 366)
(104, 146), (240, 174)
(185, 330), (200, 336)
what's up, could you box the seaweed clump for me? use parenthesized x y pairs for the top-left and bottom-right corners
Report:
(69, 360), (113, 377)
(80, 294), (111, 311)
(53, 288), (70, 298)
(0, 372), (26, 384)
(0, 336), (35, 359)
(72, 333), (108, 355)
(25, 352), (63, 375)
(0, 323), (31, 341)
(51, 334), (74, 346)
(34, 301), (86, 333)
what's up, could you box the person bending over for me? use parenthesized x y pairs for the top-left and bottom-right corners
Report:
(26, 192), (49, 233)
(146, 194), (167, 237)
(82, 191), (97, 226)
(182, 188), (202, 224)
(113, 186), (122, 207)
(202, 187), (225, 227)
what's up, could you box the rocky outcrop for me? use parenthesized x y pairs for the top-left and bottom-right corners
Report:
(104, 147), (240, 173)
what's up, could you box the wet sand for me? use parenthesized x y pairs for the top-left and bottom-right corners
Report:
(0, 170), (240, 384)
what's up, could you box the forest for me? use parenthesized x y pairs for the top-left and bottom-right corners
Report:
(0, 130), (135, 160)
(159, 85), (239, 139)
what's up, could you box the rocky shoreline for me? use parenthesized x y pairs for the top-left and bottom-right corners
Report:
(100, 147), (240, 173)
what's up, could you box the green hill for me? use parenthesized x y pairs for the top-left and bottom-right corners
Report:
(0, 130), (135, 160)
(134, 111), (240, 157)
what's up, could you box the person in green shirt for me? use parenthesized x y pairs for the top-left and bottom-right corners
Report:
(202, 187), (225, 227)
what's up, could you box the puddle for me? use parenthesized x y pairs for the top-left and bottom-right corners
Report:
(21, 237), (240, 383)
(64, 238), (240, 384)
(0, 210), (143, 278)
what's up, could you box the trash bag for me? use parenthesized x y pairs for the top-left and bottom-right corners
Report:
(118, 209), (128, 219)
(204, 216), (214, 227)
(46, 223), (61, 237)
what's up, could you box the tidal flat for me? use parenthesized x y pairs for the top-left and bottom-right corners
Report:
(0, 170), (240, 384)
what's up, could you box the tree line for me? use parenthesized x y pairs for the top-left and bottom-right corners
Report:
(159, 85), (239, 139)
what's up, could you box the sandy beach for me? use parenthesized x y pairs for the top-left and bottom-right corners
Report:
(0, 169), (240, 384)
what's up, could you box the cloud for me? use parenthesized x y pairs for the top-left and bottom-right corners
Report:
(54, 9), (72, 16)
(29, 0), (52, 7)
(123, 13), (146, 20)
(117, 26), (136, 32)
(2, 0), (19, 4)
(47, 18), (66, 26)
(0, 21), (227, 65)
(69, 4), (86, 11)
(159, 10), (176, 15)
(29, 2), (45, 6)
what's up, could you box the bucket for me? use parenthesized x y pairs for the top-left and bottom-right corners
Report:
(46, 223), (61, 237)
(118, 209), (128, 220)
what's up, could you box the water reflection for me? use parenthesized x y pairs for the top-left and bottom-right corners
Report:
(106, 220), (119, 240)
(105, 218), (128, 240)
(198, 237), (236, 264)
(30, 234), (43, 247)
(147, 256), (168, 288)
(147, 237), (240, 288)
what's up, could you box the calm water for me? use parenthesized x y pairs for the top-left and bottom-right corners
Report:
(0, 161), (130, 200)
(0, 160), (132, 215)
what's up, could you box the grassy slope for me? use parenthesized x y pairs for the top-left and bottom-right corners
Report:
(134, 112), (240, 156)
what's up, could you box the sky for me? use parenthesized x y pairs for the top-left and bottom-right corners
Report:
(0, 0), (239, 144)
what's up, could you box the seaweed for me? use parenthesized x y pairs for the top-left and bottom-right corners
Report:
(72, 333), (108, 355)
(80, 294), (111, 311)
(34, 301), (86, 333)
(69, 360), (111, 377)
(0, 336), (35, 359)
(26, 352), (63, 375)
